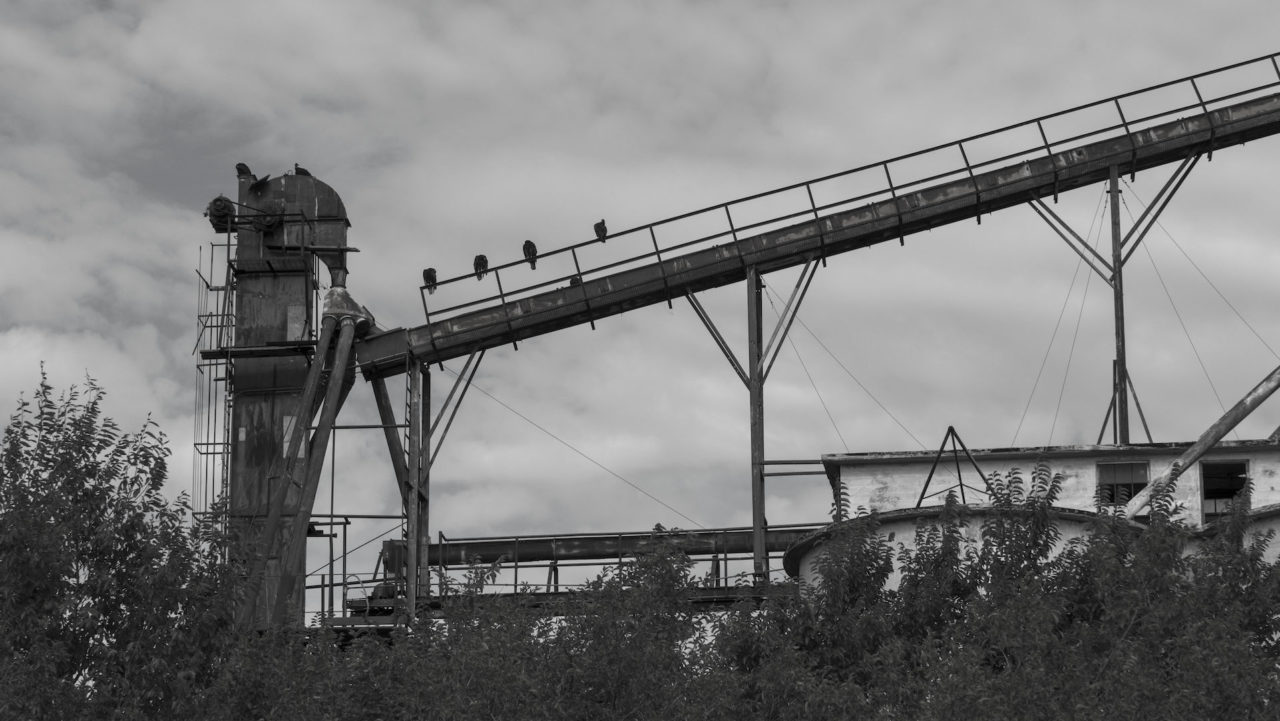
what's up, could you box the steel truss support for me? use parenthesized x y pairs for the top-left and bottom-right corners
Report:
(430, 350), (484, 469)
(271, 317), (358, 625)
(915, 426), (992, 508)
(687, 259), (819, 581)
(232, 286), (371, 630)
(369, 349), (482, 620)
(1029, 154), (1199, 445)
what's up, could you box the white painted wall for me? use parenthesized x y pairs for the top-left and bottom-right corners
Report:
(792, 507), (1098, 591)
(831, 443), (1280, 529)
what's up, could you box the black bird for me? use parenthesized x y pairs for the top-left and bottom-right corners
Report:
(294, 163), (312, 177)
(235, 162), (253, 178)
(474, 254), (489, 280)
(249, 174), (271, 193)
(569, 275), (582, 287)
(594, 219), (607, 242)
(422, 267), (438, 294)
(522, 240), (538, 269)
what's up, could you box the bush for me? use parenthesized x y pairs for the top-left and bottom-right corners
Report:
(0, 375), (235, 718)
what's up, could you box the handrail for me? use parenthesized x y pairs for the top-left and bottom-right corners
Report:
(416, 52), (1280, 326)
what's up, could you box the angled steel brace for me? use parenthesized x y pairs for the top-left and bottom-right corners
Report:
(760, 259), (819, 381)
(430, 350), (480, 438)
(272, 318), (359, 624)
(1096, 393), (1117, 445)
(370, 375), (416, 509)
(916, 426), (991, 508)
(429, 349), (484, 469)
(1126, 363), (1280, 517)
(1128, 373), (1154, 444)
(1119, 152), (1200, 267)
(1030, 198), (1114, 285)
(687, 293), (749, 387)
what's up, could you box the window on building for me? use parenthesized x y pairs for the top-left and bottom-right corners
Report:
(1201, 460), (1248, 522)
(1097, 462), (1148, 507)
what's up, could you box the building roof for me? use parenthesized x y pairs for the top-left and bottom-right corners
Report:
(819, 438), (1280, 487)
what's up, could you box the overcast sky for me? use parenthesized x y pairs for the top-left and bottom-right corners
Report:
(4, 1), (1280, 598)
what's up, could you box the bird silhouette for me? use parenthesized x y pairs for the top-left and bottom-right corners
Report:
(522, 240), (538, 269)
(235, 162), (253, 178)
(569, 275), (582, 287)
(594, 219), (607, 242)
(422, 267), (438, 294)
(474, 254), (489, 280)
(294, 163), (312, 177)
(249, 174), (271, 193)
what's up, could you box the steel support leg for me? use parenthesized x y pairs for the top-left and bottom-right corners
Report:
(272, 317), (358, 625)
(371, 376), (412, 507)
(418, 363), (431, 610)
(747, 268), (767, 582)
(430, 350), (484, 469)
(1109, 166), (1131, 444)
(406, 357), (422, 623)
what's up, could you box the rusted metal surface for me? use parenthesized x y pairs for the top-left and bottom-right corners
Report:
(220, 169), (361, 628)
(234, 314), (336, 630)
(358, 91), (1280, 378)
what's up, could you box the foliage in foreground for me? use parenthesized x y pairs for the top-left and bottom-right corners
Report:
(0, 376), (237, 719)
(4, 378), (1280, 719)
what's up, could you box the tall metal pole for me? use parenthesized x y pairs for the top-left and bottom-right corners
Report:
(746, 267), (767, 582)
(406, 357), (421, 624)
(418, 363), (431, 606)
(1109, 165), (1131, 444)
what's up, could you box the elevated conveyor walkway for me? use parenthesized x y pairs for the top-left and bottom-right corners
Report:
(358, 54), (1280, 378)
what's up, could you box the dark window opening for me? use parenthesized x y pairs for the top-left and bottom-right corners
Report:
(1097, 462), (1149, 506)
(1201, 460), (1248, 522)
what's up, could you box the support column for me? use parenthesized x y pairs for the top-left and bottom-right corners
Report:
(418, 363), (431, 606)
(1109, 165), (1130, 444)
(406, 357), (422, 623)
(746, 267), (767, 582)
(271, 317), (358, 625)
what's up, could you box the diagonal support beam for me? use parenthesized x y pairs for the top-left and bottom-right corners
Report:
(760, 259), (819, 381)
(430, 349), (484, 469)
(1128, 373), (1154, 444)
(1125, 363), (1280, 517)
(370, 375), (415, 509)
(916, 426), (992, 507)
(687, 293), (749, 387)
(1119, 152), (1200, 267)
(1030, 198), (1114, 284)
(272, 318), (359, 624)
